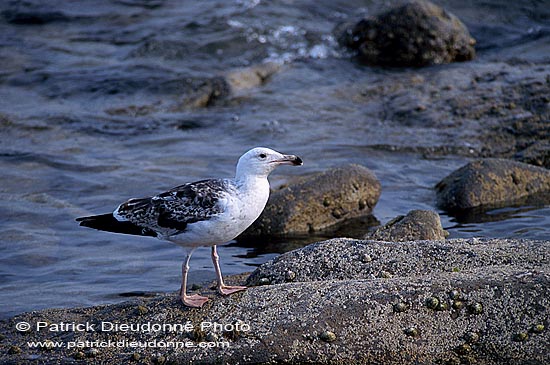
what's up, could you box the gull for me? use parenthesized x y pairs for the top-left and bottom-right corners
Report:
(77, 147), (302, 307)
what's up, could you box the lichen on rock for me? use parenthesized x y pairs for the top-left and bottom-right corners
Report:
(435, 158), (550, 211)
(243, 164), (381, 236)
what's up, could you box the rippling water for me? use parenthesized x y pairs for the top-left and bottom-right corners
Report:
(1, 0), (549, 317)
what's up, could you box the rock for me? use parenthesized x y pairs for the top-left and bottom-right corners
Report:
(13, 63), (232, 109)
(435, 158), (550, 210)
(338, 0), (475, 67)
(364, 209), (448, 241)
(515, 141), (550, 169)
(246, 237), (546, 286)
(170, 76), (230, 109)
(335, 62), (550, 161)
(226, 62), (281, 91)
(242, 164), (381, 235)
(1, 238), (547, 364)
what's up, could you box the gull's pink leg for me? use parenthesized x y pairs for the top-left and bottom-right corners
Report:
(180, 248), (208, 308)
(211, 245), (247, 295)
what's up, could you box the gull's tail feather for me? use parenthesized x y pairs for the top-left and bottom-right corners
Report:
(76, 214), (157, 237)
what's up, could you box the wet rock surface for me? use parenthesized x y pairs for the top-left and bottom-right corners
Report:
(364, 209), (448, 241)
(336, 62), (550, 163)
(338, 0), (476, 67)
(435, 158), (550, 211)
(514, 141), (550, 169)
(225, 62), (282, 92)
(170, 76), (231, 110)
(243, 164), (381, 236)
(1, 238), (548, 364)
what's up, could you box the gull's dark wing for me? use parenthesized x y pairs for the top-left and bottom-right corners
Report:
(77, 179), (233, 237)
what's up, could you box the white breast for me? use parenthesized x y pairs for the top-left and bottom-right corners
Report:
(230, 176), (270, 233)
(169, 177), (270, 247)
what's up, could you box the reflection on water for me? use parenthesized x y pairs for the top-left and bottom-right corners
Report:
(442, 193), (550, 239)
(448, 203), (549, 225)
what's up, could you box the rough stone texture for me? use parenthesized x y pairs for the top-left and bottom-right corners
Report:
(334, 62), (550, 165)
(243, 164), (381, 235)
(515, 141), (550, 169)
(364, 209), (448, 241)
(435, 158), (550, 211)
(1, 238), (548, 364)
(338, 0), (475, 67)
(246, 237), (546, 285)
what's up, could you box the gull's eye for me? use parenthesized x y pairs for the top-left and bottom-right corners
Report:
(258, 153), (267, 159)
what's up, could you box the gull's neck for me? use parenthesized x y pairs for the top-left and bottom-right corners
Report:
(231, 171), (271, 228)
(235, 171), (268, 188)
(234, 168), (271, 201)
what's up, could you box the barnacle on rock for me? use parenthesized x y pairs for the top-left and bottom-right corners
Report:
(394, 302), (409, 313)
(258, 277), (271, 285)
(449, 289), (461, 300)
(426, 297), (440, 309)
(285, 270), (296, 282)
(404, 327), (419, 337)
(464, 331), (480, 344)
(468, 302), (483, 315)
(452, 300), (464, 310)
(513, 332), (529, 342)
(319, 331), (337, 342)
(436, 301), (449, 311)
(455, 343), (472, 355)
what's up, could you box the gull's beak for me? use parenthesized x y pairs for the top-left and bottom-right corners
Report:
(275, 154), (303, 166)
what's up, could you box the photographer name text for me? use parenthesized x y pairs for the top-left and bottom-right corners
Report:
(17, 321), (250, 333)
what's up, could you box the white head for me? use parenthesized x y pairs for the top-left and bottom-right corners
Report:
(235, 147), (302, 180)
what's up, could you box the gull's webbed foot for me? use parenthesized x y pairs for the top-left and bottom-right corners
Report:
(181, 293), (209, 308)
(218, 285), (247, 296)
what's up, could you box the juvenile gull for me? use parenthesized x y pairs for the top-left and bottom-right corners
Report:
(77, 147), (302, 307)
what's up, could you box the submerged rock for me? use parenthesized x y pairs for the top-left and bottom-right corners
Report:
(364, 209), (448, 241)
(226, 62), (281, 92)
(171, 76), (230, 109)
(515, 141), (550, 169)
(335, 61), (550, 162)
(338, 0), (475, 67)
(1, 238), (547, 364)
(435, 158), (550, 210)
(243, 164), (381, 235)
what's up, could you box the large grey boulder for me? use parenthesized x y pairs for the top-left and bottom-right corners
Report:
(338, 0), (476, 67)
(364, 209), (448, 241)
(435, 158), (550, 210)
(243, 164), (381, 235)
(246, 237), (546, 285)
(1, 238), (547, 364)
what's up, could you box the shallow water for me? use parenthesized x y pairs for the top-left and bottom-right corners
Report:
(1, 0), (549, 318)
